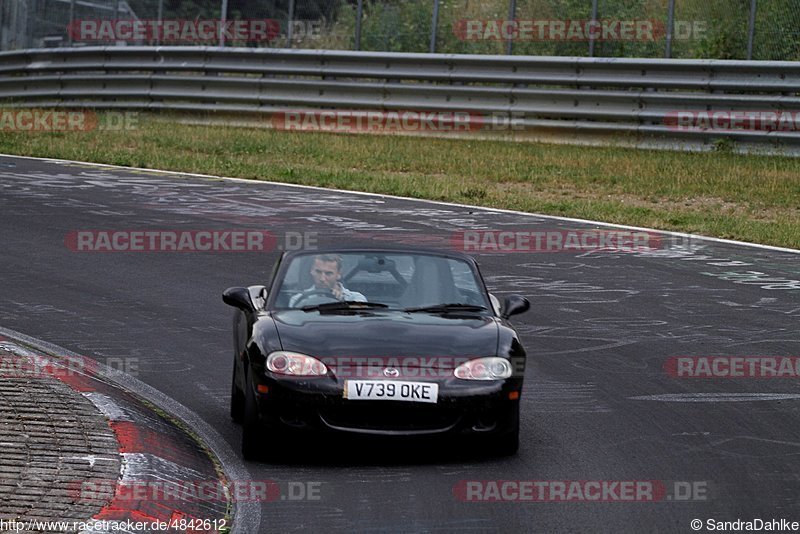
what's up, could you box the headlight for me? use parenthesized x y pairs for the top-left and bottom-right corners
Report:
(266, 351), (327, 376)
(454, 357), (512, 380)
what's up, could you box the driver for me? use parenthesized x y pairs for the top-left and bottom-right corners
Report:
(289, 254), (367, 307)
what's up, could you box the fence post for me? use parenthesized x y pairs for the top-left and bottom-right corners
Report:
(7, 0), (28, 50)
(506, 0), (516, 55)
(588, 0), (598, 57)
(355, 0), (363, 50)
(429, 0), (440, 53)
(0, 1), (7, 51)
(3, 0), (13, 50)
(287, 0), (295, 47)
(747, 0), (757, 60)
(26, 0), (35, 49)
(67, 0), (76, 45)
(219, 0), (228, 46)
(665, 0), (675, 58)
(156, 0), (163, 46)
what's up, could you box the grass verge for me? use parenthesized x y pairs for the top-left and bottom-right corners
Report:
(0, 114), (797, 249)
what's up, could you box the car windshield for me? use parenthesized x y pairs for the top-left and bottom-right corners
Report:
(272, 252), (490, 312)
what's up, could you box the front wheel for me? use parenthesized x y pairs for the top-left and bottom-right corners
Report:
(230, 359), (244, 423)
(494, 404), (520, 456)
(241, 375), (264, 461)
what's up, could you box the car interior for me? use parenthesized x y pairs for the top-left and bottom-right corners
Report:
(273, 253), (488, 310)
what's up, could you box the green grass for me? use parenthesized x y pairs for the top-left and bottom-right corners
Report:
(1, 114), (798, 249)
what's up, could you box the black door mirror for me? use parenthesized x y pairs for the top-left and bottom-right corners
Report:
(502, 295), (530, 319)
(223, 287), (256, 313)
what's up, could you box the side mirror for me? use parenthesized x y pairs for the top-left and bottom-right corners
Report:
(249, 285), (268, 310)
(502, 295), (530, 319)
(488, 293), (502, 316)
(223, 287), (256, 313)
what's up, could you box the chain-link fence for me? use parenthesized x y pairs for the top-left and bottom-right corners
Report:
(2, 0), (798, 60)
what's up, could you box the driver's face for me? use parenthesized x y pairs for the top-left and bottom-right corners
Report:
(310, 259), (341, 290)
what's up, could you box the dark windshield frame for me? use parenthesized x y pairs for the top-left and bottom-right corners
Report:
(265, 248), (493, 313)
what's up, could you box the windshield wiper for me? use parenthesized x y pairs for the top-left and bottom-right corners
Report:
(403, 303), (487, 313)
(301, 301), (389, 312)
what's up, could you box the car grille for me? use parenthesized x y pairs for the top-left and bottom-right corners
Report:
(319, 402), (461, 432)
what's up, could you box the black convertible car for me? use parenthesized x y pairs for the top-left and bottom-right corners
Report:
(223, 247), (530, 460)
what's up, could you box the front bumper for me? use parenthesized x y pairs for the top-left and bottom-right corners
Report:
(251, 373), (521, 437)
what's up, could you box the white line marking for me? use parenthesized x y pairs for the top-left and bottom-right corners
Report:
(630, 393), (800, 402)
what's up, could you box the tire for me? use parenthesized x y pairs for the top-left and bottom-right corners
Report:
(241, 374), (263, 461)
(230, 359), (245, 424)
(494, 404), (520, 456)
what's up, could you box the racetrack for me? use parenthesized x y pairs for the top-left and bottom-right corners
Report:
(1, 154), (799, 532)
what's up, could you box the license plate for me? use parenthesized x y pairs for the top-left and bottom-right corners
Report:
(344, 380), (439, 403)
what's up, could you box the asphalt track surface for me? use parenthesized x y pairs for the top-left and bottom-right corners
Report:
(1, 154), (799, 533)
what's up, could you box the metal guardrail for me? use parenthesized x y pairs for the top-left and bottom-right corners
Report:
(1, 46), (799, 154)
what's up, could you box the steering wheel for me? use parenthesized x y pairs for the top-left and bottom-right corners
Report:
(293, 288), (339, 307)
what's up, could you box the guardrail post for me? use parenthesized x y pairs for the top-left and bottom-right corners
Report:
(219, 0), (228, 46)
(747, 0), (757, 60)
(506, 0), (517, 55)
(429, 0), (440, 53)
(588, 0), (598, 57)
(355, 0), (363, 50)
(665, 0), (675, 58)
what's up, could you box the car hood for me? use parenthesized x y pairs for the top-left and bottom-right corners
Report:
(271, 311), (499, 365)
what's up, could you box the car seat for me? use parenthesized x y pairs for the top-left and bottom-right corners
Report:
(398, 256), (459, 308)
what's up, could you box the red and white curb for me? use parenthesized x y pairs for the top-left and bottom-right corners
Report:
(0, 337), (230, 533)
(81, 393), (229, 532)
